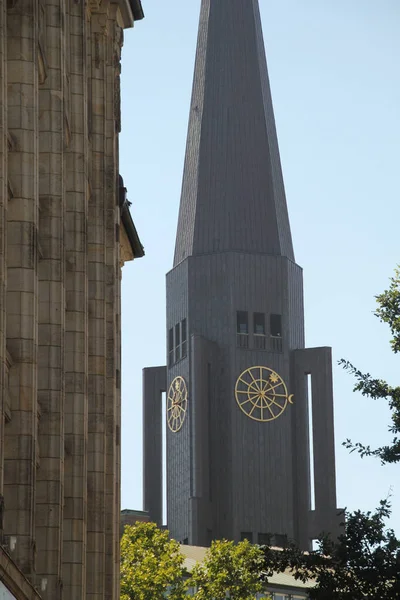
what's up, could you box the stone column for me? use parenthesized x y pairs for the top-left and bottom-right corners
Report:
(35, 0), (66, 596)
(104, 11), (123, 600)
(5, 0), (39, 577)
(62, 2), (89, 598)
(0, 0), (7, 502)
(86, 7), (109, 598)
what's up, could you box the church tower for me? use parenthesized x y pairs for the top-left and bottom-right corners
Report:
(143, 0), (340, 550)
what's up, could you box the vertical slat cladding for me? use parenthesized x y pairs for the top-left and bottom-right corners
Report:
(0, 0), (7, 496)
(230, 254), (293, 540)
(143, 367), (166, 527)
(63, 2), (89, 597)
(174, 0), (294, 265)
(36, 0), (65, 594)
(310, 348), (337, 513)
(290, 350), (311, 549)
(252, 0), (294, 261)
(292, 348), (340, 543)
(4, 0), (39, 574)
(166, 263), (190, 542)
(173, 0), (210, 267)
(87, 8), (108, 599)
(286, 260), (305, 351)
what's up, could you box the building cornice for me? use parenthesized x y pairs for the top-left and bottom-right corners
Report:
(119, 176), (145, 260)
(117, 0), (144, 29)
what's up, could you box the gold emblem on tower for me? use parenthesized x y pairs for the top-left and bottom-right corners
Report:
(235, 366), (293, 422)
(167, 376), (188, 433)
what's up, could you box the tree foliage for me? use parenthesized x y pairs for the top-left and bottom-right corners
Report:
(262, 500), (400, 599)
(341, 267), (400, 464)
(120, 522), (187, 600)
(191, 539), (269, 600)
(260, 268), (400, 598)
(120, 523), (270, 600)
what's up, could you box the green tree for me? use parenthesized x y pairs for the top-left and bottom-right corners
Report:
(260, 268), (400, 598)
(262, 500), (400, 599)
(120, 522), (187, 600)
(191, 539), (269, 600)
(341, 267), (400, 464)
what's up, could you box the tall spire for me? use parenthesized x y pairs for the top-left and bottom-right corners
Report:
(174, 0), (294, 267)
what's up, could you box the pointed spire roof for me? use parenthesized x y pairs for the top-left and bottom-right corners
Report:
(173, 0), (295, 267)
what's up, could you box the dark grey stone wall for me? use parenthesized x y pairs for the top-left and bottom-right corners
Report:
(165, 253), (313, 545)
(166, 262), (190, 542)
(143, 0), (341, 551)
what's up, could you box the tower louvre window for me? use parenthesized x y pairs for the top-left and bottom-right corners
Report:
(270, 314), (283, 352)
(270, 314), (282, 337)
(254, 312), (265, 335)
(253, 313), (266, 350)
(175, 323), (181, 362)
(168, 328), (174, 366)
(236, 311), (248, 334)
(169, 319), (188, 366)
(236, 311), (249, 348)
(181, 318), (187, 358)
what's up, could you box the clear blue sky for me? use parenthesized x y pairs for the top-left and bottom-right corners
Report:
(119, 0), (400, 534)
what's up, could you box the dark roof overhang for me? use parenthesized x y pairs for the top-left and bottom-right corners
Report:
(119, 175), (145, 259)
(130, 0), (144, 21)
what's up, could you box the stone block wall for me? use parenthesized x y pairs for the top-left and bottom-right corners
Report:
(0, 1), (143, 598)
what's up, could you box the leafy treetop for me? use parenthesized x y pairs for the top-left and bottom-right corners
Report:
(341, 267), (400, 464)
(262, 500), (400, 600)
(191, 539), (269, 600)
(120, 521), (187, 600)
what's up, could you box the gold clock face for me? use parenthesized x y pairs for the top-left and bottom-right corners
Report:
(235, 366), (293, 422)
(167, 376), (188, 433)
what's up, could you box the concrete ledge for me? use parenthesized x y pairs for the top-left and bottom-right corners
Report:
(0, 546), (41, 600)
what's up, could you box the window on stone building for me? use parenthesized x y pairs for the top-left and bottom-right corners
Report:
(270, 314), (283, 352)
(237, 311), (249, 334)
(237, 311), (249, 348)
(254, 312), (266, 335)
(168, 328), (174, 366)
(270, 314), (282, 337)
(175, 323), (181, 362)
(253, 312), (266, 349)
(181, 318), (187, 358)
(257, 532), (271, 545)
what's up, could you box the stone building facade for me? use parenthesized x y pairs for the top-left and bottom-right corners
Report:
(0, 0), (144, 598)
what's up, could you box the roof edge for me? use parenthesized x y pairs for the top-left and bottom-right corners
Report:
(130, 0), (144, 21)
(119, 176), (145, 259)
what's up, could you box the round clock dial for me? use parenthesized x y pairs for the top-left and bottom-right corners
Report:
(167, 376), (188, 433)
(235, 366), (293, 422)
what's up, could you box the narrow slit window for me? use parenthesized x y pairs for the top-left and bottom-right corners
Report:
(270, 314), (282, 337)
(175, 323), (181, 362)
(168, 328), (174, 366)
(254, 312), (265, 335)
(237, 311), (248, 335)
(181, 318), (187, 358)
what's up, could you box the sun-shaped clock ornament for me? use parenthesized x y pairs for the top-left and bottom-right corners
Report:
(234, 366), (294, 422)
(167, 376), (188, 433)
